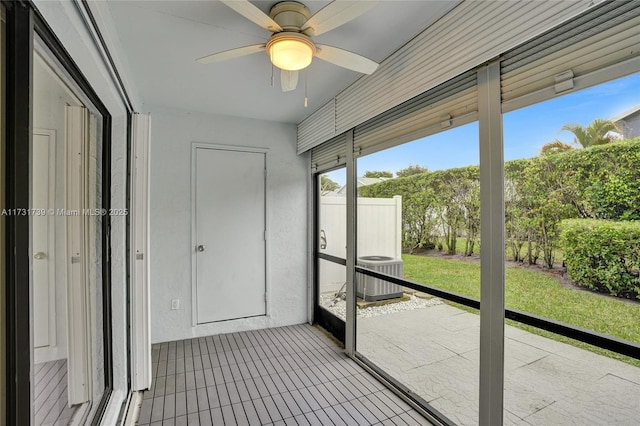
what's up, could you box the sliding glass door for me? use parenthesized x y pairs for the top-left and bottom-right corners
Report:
(3, 3), (114, 423)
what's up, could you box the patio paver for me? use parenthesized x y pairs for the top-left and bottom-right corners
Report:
(357, 303), (640, 425)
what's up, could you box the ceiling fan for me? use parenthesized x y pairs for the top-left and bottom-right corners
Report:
(197, 0), (380, 93)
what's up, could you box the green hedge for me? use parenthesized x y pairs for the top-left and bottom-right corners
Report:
(560, 219), (640, 299)
(360, 139), (640, 267)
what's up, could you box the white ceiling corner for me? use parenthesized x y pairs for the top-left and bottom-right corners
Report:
(107, 0), (460, 124)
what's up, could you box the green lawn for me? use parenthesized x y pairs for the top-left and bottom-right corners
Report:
(402, 254), (640, 366)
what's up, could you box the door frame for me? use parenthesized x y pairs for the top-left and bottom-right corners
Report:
(190, 142), (269, 327)
(130, 113), (151, 392)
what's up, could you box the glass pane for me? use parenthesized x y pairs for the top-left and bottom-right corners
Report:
(355, 122), (481, 425)
(503, 72), (640, 424)
(318, 168), (346, 259)
(318, 258), (346, 320)
(317, 168), (347, 324)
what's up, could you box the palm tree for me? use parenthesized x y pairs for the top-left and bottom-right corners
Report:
(561, 119), (621, 148)
(539, 140), (574, 155)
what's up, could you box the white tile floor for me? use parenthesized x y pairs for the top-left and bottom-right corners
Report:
(136, 324), (433, 425)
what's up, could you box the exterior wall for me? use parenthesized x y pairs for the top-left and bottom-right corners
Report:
(618, 110), (640, 139)
(149, 106), (308, 343)
(32, 1), (134, 423)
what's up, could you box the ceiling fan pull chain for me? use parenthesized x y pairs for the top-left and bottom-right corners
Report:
(270, 63), (274, 87)
(304, 69), (308, 108)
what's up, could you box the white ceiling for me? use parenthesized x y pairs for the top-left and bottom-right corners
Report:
(108, 1), (460, 124)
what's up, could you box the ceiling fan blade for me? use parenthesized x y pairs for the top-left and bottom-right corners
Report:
(315, 45), (379, 74)
(302, 0), (378, 36)
(281, 70), (299, 92)
(196, 44), (265, 64)
(221, 0), (282, 32)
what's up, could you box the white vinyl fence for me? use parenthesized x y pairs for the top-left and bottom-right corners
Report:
(319, 195), (402, 294)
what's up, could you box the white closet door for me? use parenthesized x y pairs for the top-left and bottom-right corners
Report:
(194, 146), (266, 324)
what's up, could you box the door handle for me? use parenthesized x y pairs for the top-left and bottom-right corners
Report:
(34, 252), (47, 260)
(197, 245), (206, 253)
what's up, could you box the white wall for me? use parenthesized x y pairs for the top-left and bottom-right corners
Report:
(149, 106), (308, 343)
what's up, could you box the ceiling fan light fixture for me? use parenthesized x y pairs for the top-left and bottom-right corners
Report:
(266, 32), (316, 71)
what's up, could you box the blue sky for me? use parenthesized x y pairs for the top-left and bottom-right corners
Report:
(326, 72), (640, 186)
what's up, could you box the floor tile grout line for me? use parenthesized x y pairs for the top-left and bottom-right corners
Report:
(34, 360), (66, 402)
(154, 346), (348, 364)
(33, 362), (61, 408)
(34, 360), (61, 397)
(33, 361), (71, 421)
(146, 324), (427, 425)
(34, 360), (58, 389)
(35, 370), (69, 414)
(153, 355), (385, 402)
(150, 324), (332, 350)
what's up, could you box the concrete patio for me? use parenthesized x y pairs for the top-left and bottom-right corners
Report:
(357, 303), (640, 425)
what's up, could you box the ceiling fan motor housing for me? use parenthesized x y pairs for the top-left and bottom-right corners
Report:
(269, 1), (312, 31)
(266, 32), (316, 71)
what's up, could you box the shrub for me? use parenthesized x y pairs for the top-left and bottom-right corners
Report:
(361, 139), (640, 263)
(560, 219), (640, 299)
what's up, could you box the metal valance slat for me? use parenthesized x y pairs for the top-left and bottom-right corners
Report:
(334, 0), (589, 134)
(353, 72), (477, 156)
(297, 100), (335, 155)
(297, 0), (593, 154)
(501, 0), (640, 108)
(311, 133), (347, 173)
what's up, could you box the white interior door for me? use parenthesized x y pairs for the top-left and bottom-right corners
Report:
(194, 146), (267, 324)
(32, 130), (57, 351)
